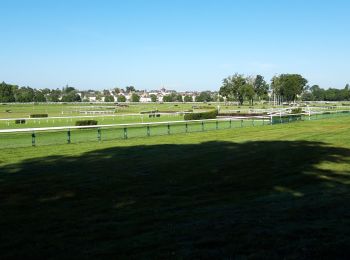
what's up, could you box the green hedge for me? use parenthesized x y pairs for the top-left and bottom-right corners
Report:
(30, 114), (48, 118)
(291, 108), (303, 114)
(75, 120), (98, 126)
(184, 110), (218, 120)
(15, 119), (26, 124)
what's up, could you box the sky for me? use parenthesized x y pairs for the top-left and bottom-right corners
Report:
(0, 0), (349, 91)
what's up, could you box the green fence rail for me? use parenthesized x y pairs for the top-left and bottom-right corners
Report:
(0, 111), (349, 149)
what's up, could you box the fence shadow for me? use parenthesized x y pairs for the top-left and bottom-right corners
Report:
(1, 140), (350, 259)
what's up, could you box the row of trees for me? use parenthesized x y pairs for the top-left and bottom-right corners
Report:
(219, 74), (269, 105)
(302, 84), (350, 101)
(0, 82), (82, 103)
(219, 73), (350, 104)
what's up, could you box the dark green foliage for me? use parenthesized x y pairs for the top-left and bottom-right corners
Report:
(195, 91), (213, 102)
(184, 110), (218, 120)
(291, 107), (303, 114)
(150, 94), (157, 102)
(15, 119), (26, 124)
(117, 95), (126, 102)
(271, 74), (308, 102)
(183, 95), (193, 102)
(30, 114), (48, 118)
(140, 110), (158, 114)
(0, 82), (16, 102)
(104, 95), (114, 102)
(163, 93), (183, 102)
(131, 93), (140, 102)
(75, 120), (98, 126)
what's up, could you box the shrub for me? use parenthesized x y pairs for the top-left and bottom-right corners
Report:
(75, 120), (98, 126)
(291, 108), (303, 114)
(184, 110), (218, 120)
(15, 119), (26, 124)
(30, 114), (48, 118)
(141, 110), (158, 114)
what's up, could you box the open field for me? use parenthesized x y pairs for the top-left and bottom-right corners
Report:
(1, 116), (350, 258)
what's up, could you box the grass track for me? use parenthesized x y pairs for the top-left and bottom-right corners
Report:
(1, 117), (350, 258)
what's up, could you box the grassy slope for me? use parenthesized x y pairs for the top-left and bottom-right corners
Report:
(1, 117), (350, 258)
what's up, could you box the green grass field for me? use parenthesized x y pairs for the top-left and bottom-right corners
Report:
(1, 116), (350, 258)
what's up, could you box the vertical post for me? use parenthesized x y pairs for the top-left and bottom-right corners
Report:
(185, 122), (188, 133)
(147, 125), (150, 136)
(31, 131), (36, 146)
(97, 128), (101, 142)
(270, 115), (273, 125)
(229, 119), (232, 128)
(216, 120), (218, 130)
(124, 127), (128, 139)
(167, 124), (171, 134)
(67, 129), (71, 144)
(201, 121), (204, 131)
(241, 120), (243, 127)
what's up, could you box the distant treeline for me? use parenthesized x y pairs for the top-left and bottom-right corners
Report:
(0, 82), (81, 103)
(219, 73), (350, 103)
(302, 84), (350, 101)
(1, 77), (350, 103)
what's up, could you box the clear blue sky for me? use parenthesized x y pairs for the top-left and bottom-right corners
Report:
(1, 0), (349, 91)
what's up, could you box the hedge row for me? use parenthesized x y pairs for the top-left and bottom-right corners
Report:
(30, 114), (48, 118)
(15, 119), (26, 124)
(75, 120), (98, 126)
(184, 110), (218, 120)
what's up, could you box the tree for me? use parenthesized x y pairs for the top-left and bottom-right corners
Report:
(254, 75), (269, 100)
(126, 86), (136, 93)
(162, 95), (172, 102)
(195, 91), (213, 102)
(104, 95), (114, 102)
(162, 93), (182, 102)
(219, 74), (247, 105)
(61, 92), (81, 102)
(0, 82), (16, 102)
(33, 90), (46, 102)
(131, 93), (140, 102)
(309, 85), (324, 101)
(271, 74), (308, 102)
(242, 84), (255, 105)
(14, 87), (34, 102)
(176, 94), (183, 102)
(48, 89), (61, 102)
(184, 95), (193, 102)
(117, 95), (126, 102)
(150, 94), (157, 102)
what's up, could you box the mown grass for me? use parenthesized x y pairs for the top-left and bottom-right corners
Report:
(1, 117), (350, 258)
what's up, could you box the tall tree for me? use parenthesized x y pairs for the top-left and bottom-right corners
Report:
(271, 74), (307, 102)
(150, 94), (157, 102)
(0, 82), (16, 102)
(219, 74), (247, 105)
(131, 93), (140, 102)
(254, 75), (269, 100)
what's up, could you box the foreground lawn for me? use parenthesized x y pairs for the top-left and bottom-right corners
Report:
(1, 117), (350, 258)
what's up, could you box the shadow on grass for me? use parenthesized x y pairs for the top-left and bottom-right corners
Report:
(1, 140), (350, 259)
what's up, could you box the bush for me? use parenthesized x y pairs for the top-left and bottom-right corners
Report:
(15, 119), (26, 124)
(291, 108), (302, 114)
(184, 110), (218, 120)
(75, 120), (98, 126)
(141, 110), (158, 114)
(30, 114), (48, 118)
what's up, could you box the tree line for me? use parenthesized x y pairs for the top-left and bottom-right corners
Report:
(219, 73), (350, 104)
(1, 76), (350, 103)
